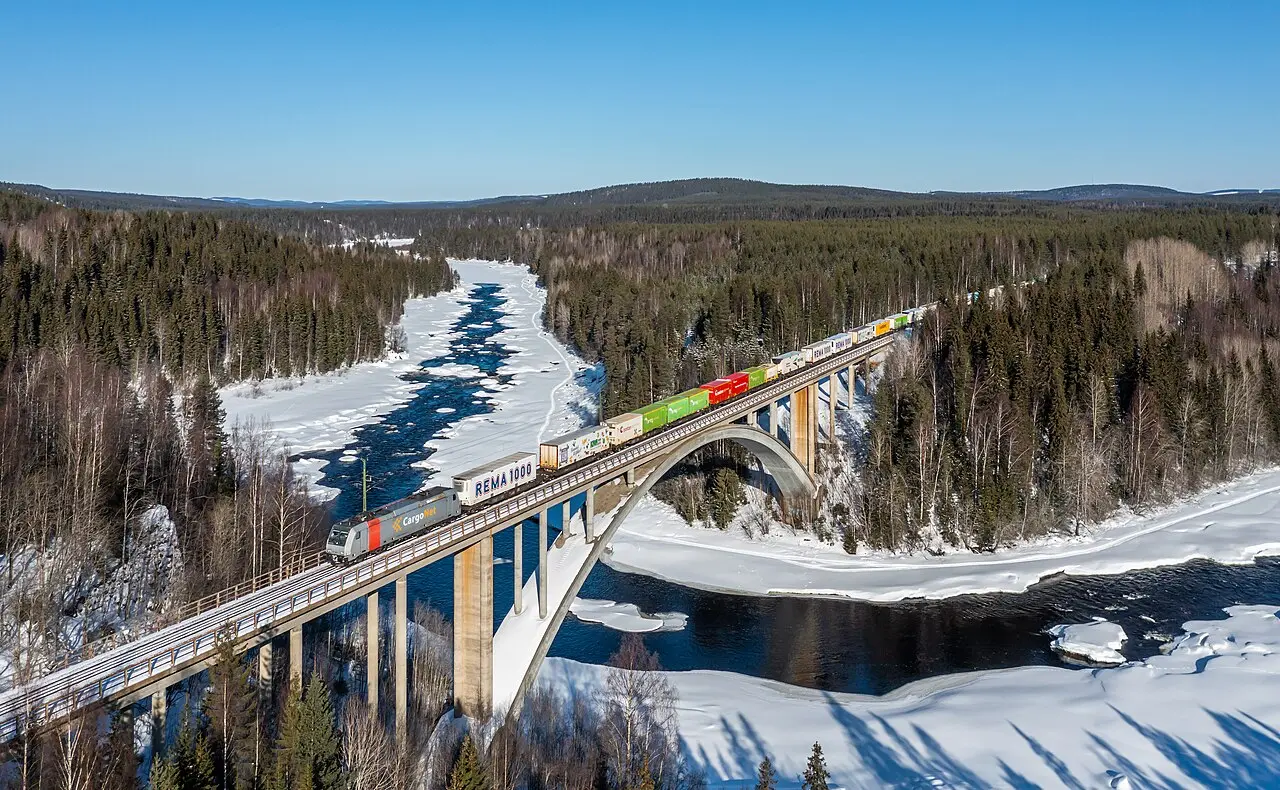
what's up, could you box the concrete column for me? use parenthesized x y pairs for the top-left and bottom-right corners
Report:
(452, 535), (494, 720)
(366, 591), (379, 714)
(562, 499), (572, 536)
(625, 467), (636, 486)
(846, 365), (854, 408)
(395, 576), (407, 739)
(289, 625), (303, 689)
(827, 375), (836, 438)
(792, 385), (816, 474)
(538, 509), (548, 619)
(584, 486), (595, 542)
(769, 400), (779, 437)
(258, 639), (273, 706)
(513, 521), (524, 615)
(151, 687), (167, 757)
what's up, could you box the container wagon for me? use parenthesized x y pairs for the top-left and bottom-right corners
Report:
(635, 401), (670, 433)
(606, 412), (643, 446)
(874, 319), (892, 336)
(325, 485), (461, 562)
(656, 394), (692, 423)
(772, 351), (804, 376)
(677, 388), (712, 414)
(454, 451), (537, 506)
(539, 425), (609, 470)
(701, 378), (734, 405)
(891, 312), (910, 330)
(802, 339), (834, 364)
(744, 365), (769, 388)
(827, 332), (853, 353)
(726, 371), (751, 396)
(855, 326), (875, 344)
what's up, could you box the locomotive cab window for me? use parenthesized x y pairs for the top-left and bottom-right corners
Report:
(328, 526), (351, 546)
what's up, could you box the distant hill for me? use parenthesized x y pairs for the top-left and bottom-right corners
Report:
(5, 178), (1279, 214)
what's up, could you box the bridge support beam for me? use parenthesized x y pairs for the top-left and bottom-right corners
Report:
(562, 500), (572, 536)
(538, 509), (548, 618)
(769, 400), (779, 438)
(827, 375), (836, 439)
(151, 687), (167, 757)
(289, 625), (303, 690)
(585, 486), (595, 542)
(513, 521), (524, 615)
(395, 576), (407, 740)
(625, 467), (636, 486)
(366, 591), (379, 715)
(453, 535), (493, 720)
(845, 365), (854, 408)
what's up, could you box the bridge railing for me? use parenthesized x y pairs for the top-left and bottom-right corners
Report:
(177, 551), (325, 621)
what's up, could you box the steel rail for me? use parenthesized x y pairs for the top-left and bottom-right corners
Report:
(0, 334), (892, 740)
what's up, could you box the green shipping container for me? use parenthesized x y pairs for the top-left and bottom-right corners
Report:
(678, 388), (711, 413)
(659, 394), (692, 423)
(635, 403), (669, 433)
(892, 312), (910, 329)
(745, 366), (769, 388)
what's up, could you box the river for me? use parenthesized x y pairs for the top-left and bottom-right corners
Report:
(301, 282), (1280, 695)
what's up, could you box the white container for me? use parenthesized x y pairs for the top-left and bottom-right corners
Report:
(855, 326), (875, 343)
(605, 412), (644, 447)
(827, 332), (853, 353)
(453, 451), (537, 505)
(802, 339), (834, 364)
(540, 425), (610, 470)
(771, 350), (804, 376)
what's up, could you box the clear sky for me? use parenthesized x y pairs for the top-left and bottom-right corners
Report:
(4, 1), (1277, 201)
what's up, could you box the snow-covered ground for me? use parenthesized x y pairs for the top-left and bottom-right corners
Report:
(219, 259), (600, 500)
(1048, 619), (1128, 666)
(569, 598), (688, 633)
(605, 465), (1280, 602)
(541, 604), (1280, 789)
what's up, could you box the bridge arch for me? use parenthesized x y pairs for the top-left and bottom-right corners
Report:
(504, 424), (815, 716)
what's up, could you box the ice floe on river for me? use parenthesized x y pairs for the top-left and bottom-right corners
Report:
(568, 598), (688, 633)
(1048, 619), (1128, 665)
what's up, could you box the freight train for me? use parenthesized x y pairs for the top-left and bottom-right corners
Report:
(324, 306), (933, 562)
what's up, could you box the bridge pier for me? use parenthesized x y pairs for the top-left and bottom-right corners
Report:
(258, 639), (273, 708)
(151, 687), (167, 757)
(625, 467), (636, 486)
(585, 486), (595, 542)
(792, 384), (817, 475)
(562, 500), (572, 536)
(289, 625), (303, 689)
(513, 521), (524, 614)
(827, 375), (836, 439)
(452, 535), (493, 720)
(769, 400), (779, 438)
(366, 591), (379, 715)
(845, 365), (854, 408)
(538, 509), (548, 618)
(395, 576), (407, 740)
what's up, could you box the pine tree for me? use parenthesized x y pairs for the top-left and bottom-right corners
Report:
(447, 734), (490, 790)
(630, 758), (657, 790)
(270, 677), (344, 790)
(801, 742), (829, 790)
(756, 755), (779, 790)
(192, 733), (218, 790)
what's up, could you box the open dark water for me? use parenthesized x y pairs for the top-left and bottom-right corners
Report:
(304, 284), (1280, 695)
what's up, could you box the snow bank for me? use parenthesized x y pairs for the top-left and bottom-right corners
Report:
(605, 466), (1280, 602)
(568, 598), (688, 633)
(1048, 619), (1128, 666)
(539, 605), (1280, 789)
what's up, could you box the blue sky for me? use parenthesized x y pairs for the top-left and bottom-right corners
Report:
(4, 1), (1276, 201)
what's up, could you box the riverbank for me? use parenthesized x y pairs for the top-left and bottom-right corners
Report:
(603, 466), (1280, 602)
(541, 604), (1280, 788)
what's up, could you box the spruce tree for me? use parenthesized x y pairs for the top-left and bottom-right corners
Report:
(801, 742), (829, 790)
(756, 755), (779, 790)
(271, 677), (344, 790)
(447, 734), (490, 790)
(149, 756), (183, 790)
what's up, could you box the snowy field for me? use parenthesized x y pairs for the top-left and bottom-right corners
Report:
(219, 259), (600, 500)
(604, 465), (1280, 602)
(541, 604), (1280, 789)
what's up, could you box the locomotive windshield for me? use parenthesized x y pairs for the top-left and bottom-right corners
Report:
(327, 524), (352, 546)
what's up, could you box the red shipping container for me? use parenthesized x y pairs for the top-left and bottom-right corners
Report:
(701, 378), (734, 405)
(726, 372), (751, 396)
